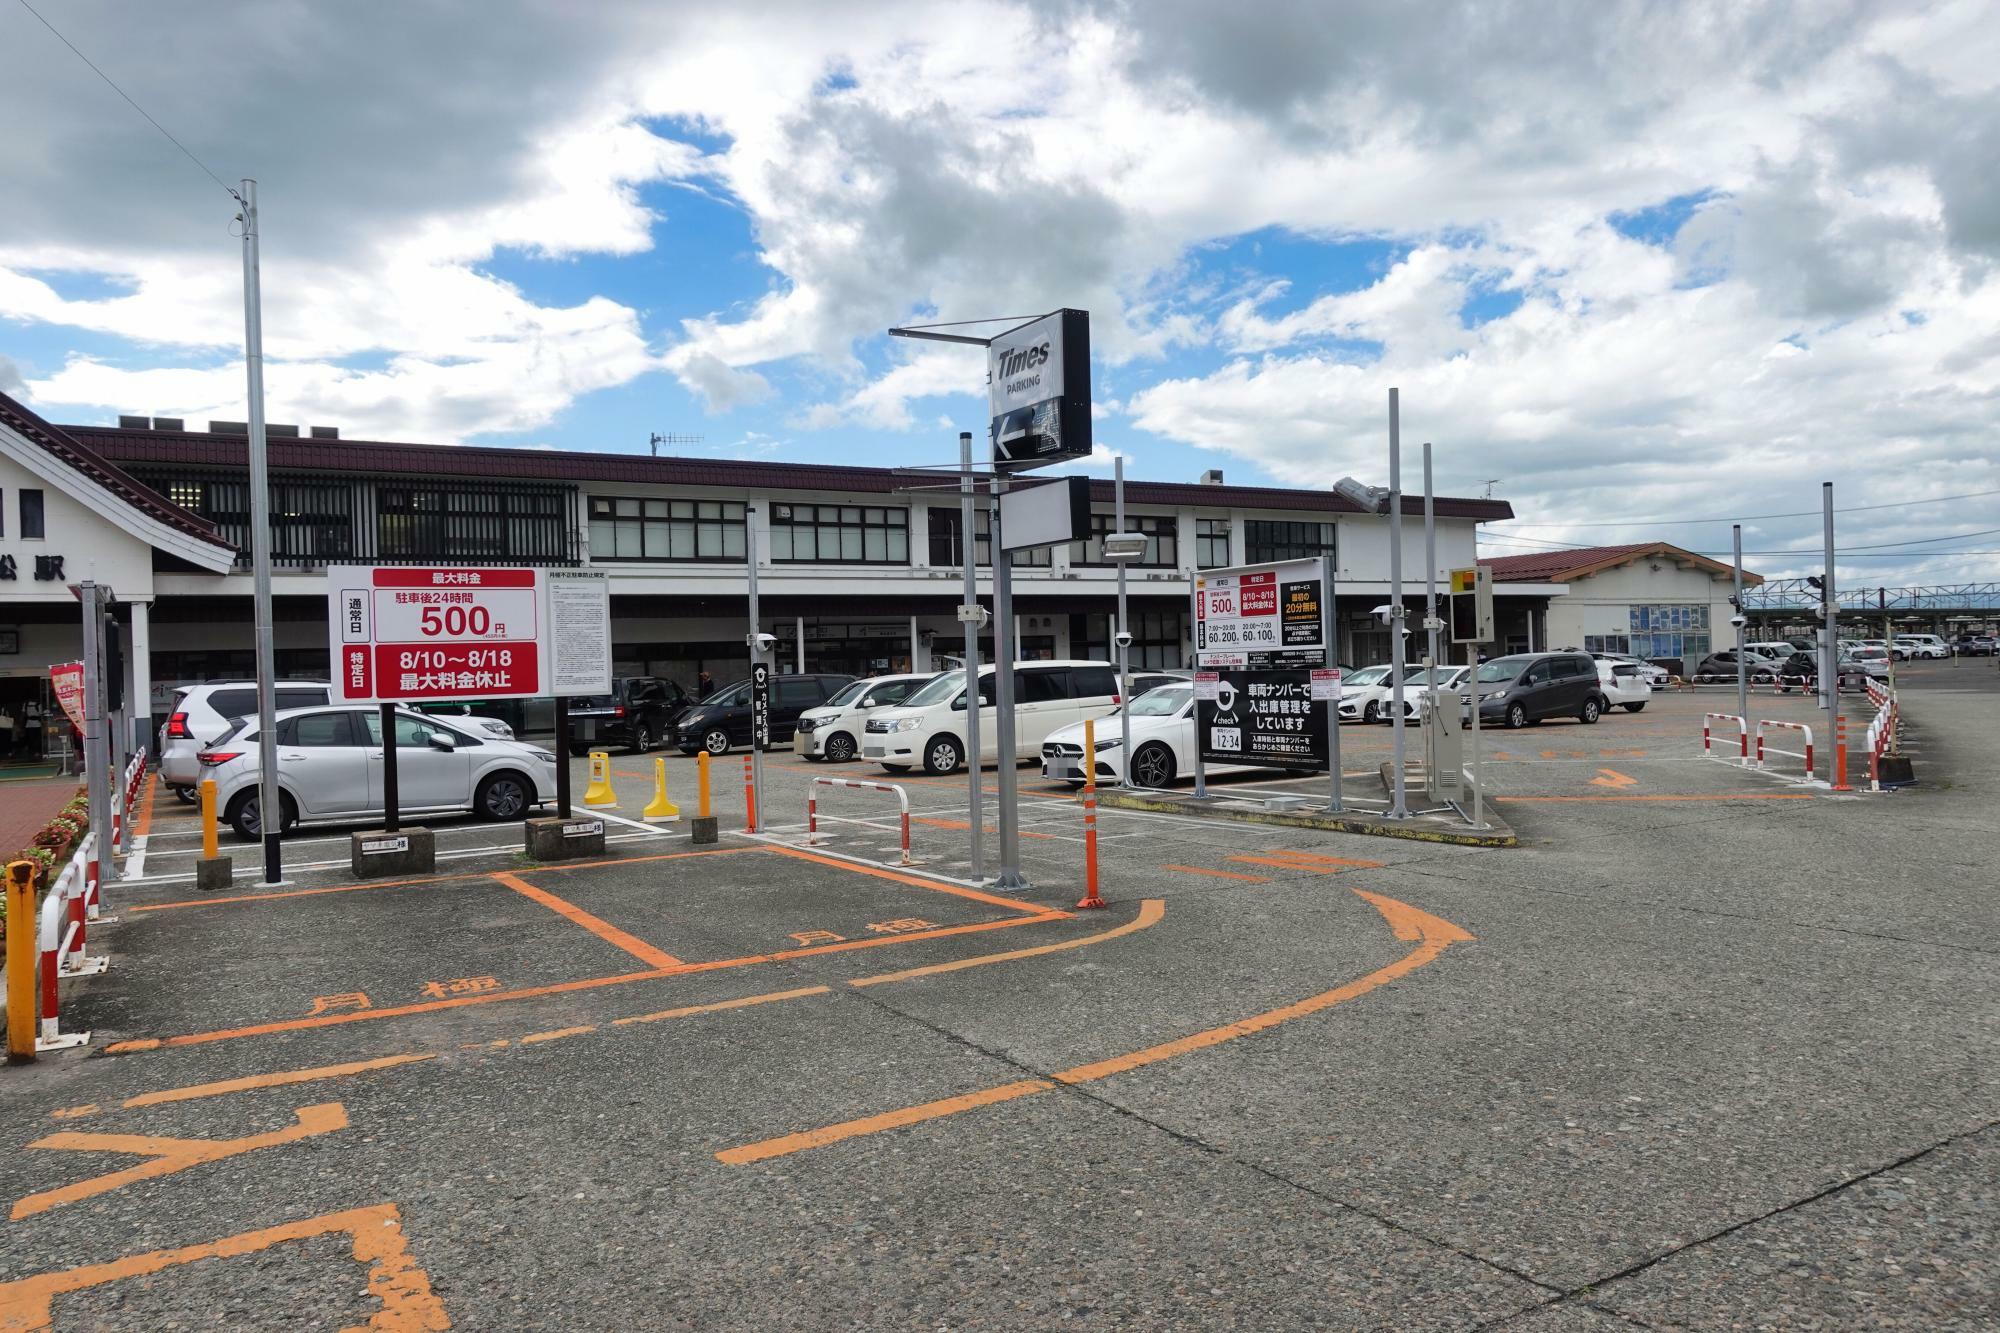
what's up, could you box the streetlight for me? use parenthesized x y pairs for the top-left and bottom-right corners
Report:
(1100, 456), (1148, 784)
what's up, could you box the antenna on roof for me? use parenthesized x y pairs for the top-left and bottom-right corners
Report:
(1481, 478), (1501, 498)
(649, 432), (703, 457)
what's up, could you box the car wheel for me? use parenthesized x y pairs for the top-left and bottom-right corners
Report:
(1362, 700), (1379, 722)
(226, 790), (297, 842)
(1623, 702), (1646, 713)
(630, 723), (653, 754)
(1130, 742), (1176, 788)
(923, 734), (963, 775)
(171, 784), (198, 805)
(1504, 703), (1527, 730)
(823, 732), (856, 762)
(1580, 697), (1602, 724)
(701, 728), (732, 756)
(475, 771), (533, 821)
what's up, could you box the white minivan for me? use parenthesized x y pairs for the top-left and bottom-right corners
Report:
(864, 660), (1122, 774)
(794, 673), (935, 762)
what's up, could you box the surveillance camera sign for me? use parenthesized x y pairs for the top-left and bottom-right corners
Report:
(989, 309), (1091, 470)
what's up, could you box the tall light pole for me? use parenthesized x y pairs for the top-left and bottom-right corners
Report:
(1386, 388), (1409, 819)
(958, 431), (983, 879)
(239, 180), (281, 885)
(1733, 524), (1747, 723)
(1115, 457), (1132, 775)
(1821, 483), (1838, 784)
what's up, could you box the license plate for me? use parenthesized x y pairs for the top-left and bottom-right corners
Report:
(792, 733), (811, 754)
(576, 721), (598, 740)
(864, 746), (885, 759)
(1045, 759), (1082, 779)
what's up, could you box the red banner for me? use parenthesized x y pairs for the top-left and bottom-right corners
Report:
(50, 661), (86, 732)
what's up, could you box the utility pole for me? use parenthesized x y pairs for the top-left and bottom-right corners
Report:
(1821, 483), (1838, 784)
(1422, 442), (1440, 669)
(1386, 388), (1409, 819)
(959, 432), (983, 879)
(1115, 455), (1132, 775)
(746, 508), (764, 827)
(991, 476), (1026, 890)
(239, 180), (281, 884)
(1733, 525), (1746, 723)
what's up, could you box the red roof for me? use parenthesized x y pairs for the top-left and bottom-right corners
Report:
(1480, 541), (1759, 585)
(63, 420), (1515, 521)
(0, 392), (233, 554)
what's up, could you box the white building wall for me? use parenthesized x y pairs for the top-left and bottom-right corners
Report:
(1540, 561), (1740, 657)
(0, 453), (158, 604)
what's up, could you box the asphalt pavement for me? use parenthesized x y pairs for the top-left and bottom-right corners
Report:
(1, 671), (1992, 1329)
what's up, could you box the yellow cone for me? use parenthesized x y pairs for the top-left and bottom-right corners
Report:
(643, 757), (680, 822)
(583, 751), (617, 807)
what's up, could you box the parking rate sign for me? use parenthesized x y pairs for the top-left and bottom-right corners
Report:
(329, 566), (544, 703)
(1194, 558), (1328, 671)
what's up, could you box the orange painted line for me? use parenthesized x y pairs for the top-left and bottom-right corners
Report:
(1160, 865), (1269, 883)
(1493, 793), (1815, 804)
(852, 899), (1165, 988)
(128, 846), (764, 913)
(1252, 851), (1385, 869)
(762, 843), (1050, 916)
(132, 774), (158, 840)
(716, 1078), (1056, 1165)
(104, 913), (1065, 1053)
(720, 889), (1474, 1165)
(492, 871), (683, 968)
(48, 1105), (98, 1121)
(910, 815), (1056, 841)
(1228, 854), (1366, 873)
(612, 985), (829, 1027)
(519, 1025), (597, 1045)
(0, 1202), (448, 1329)
(113, 1054), (435, 1113)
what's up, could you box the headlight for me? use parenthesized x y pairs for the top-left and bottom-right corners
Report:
(526, 748), (556, 764)
(889, 717), (925, 733)
(1093, 737), (1122, 751)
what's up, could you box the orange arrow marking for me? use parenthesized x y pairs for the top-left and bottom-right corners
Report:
(1589, 768), (1638, 788)
(718, 889), (1473, 1165)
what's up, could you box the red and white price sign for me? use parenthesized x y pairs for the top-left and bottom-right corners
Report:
(1309, 668), (1342, 701)
(328, 567), (543, 703)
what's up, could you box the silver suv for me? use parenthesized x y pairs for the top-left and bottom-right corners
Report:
(159, 681), (331, 801)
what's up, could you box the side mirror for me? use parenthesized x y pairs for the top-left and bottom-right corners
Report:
(951, 695), (968, 711)
(428, 731), (457, 751)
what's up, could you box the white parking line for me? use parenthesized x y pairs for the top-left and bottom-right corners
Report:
(118, 829), (679, 887)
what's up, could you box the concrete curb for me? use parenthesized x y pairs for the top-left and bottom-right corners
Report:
(1097, 789), (1517, 848)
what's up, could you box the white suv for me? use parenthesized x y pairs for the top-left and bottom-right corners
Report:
(864, 660), (1122, 774)
(1895, 634), (1949, 660)
(159, 681), (332, 800)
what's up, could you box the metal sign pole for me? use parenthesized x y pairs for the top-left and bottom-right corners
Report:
(990, 479), (1027, 890)
(1733, 525), (1747, 720)
(80, 584), (112, 886)
(240, 179), (282, 882)
(1386, 388), (1409, 819)
(746, 508), (764, 825)
(1324, 553), (1342, 813)
(1115, 455), (1131, 775)
(1190, 581), (1207, 800)
(958, 432), (983, 879)
(379, 702), (400, 834)
(1423, 443), (1440, 669)
(1467, 640), (1484, 830)
(1821, 482), (1838, 784)
(553, 697), (573, 818)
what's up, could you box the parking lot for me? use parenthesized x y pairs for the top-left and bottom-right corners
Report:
(2, 666), (1993, 1329)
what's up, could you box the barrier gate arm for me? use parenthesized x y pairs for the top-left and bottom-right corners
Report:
(1753, 719), (1816, 782)
(804, 777), (914, 866)
(1702, 712), (1749, 761)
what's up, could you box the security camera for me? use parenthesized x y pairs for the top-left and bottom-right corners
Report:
(748, 631), (777, 652)
(1114, 629), (1134, 648)
(1729, 613), (1747, 628)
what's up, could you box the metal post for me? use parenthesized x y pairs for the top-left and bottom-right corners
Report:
(1821, 482), (1838, 784)
(379, 702), (399, 833)
(553, 697), (572, 817)
(80, 584), (112, 886)
(1324, 552), (1341, 813)
(991, 478), (1027, 890)
(958, 432), (983, 879)
(1733, 525), (1747, 721)
(1423, 442), (1440, 670)
(239, 180), (282, 883)
(1190, 580), (1207, 800)
(795, 615), (805, 673)
(1386, 388), (1409, 818)
(1467, 641), (1485, 830)
(746, 507), (764, 814)
(1115, 455), (1131, 778)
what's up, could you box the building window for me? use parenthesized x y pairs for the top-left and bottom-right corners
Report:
(1628, 605), (1709, 662)
(770, 504), (908, 564)
(1081, 609), (1186, 670)
(1583, 634), (1631, 654)
(589, 497), (746, 562)
(377, 488), (444, 557)
(925, 508), (1050, 568)
(1245, 519), (1333, 564)
(1073, 513), (1176, 567)
(1195, 518), (1230, 569)
(19, 489), (45, 540)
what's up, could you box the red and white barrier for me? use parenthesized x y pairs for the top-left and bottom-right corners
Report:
(804, 777), (913, 865)
(93, 747), (147, 919)
(1702, 713), (1748, 761)
(33, 834), (104, 1051)
(1866, 698), (1901, 790)
(1754, 719), (1815, 782)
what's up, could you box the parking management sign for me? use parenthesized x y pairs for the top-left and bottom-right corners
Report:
(988, 309), (1092, 471)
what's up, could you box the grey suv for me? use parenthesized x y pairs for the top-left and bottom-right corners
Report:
(1462, 652), (1609, 729)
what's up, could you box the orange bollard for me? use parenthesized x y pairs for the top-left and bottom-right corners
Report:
(742, 753), (758, 833)
(697, 751), (713, 819)
(6, 861), (38, 1063)
(1076, 719), (1105, 910)
(1831, 715), (1852, 791)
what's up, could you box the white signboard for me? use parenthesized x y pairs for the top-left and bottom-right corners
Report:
(988, 309), (1091, 470)
(1192, 670), (1221, 702)
(1193, 558), (1328, 670)
(327, 565), (613, 704)
(1310, 668), (1343, 701)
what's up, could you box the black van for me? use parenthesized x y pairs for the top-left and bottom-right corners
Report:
(1463, 652), (1608, 729)
(671, 673), (855, 754)
(567, 677), (693, 753)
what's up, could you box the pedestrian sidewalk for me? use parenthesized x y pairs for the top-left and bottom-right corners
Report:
(0, 777), (82, 862)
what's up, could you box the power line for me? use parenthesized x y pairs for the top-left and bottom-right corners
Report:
(1489, 486), (2000, 530)
(14, 0), (239, 201)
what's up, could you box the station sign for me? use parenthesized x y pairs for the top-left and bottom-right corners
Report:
(327, 565), (610, 704)
(1193, 558), (1328, 671)
(989, 309), (1092, 471)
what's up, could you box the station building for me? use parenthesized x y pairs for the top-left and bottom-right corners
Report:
(0, 388), (1537, 745)
(1481, 542), (1762, 672)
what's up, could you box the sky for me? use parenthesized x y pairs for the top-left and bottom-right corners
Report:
(1, 0), (1996, 587)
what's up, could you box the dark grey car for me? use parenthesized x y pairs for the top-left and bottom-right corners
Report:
(1462, 652), (1608, 729)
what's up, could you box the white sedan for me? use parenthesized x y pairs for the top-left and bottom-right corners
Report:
(1396, 665), (1472, 721)
(201, 705), (560, 840)
(1039, 682), (1241, 789)
(1335, 664), (1397, 723)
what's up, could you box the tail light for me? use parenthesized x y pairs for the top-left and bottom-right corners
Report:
(613, 706), (626, 718)
(198, 751), (243, 766)
(166, 711), (192, 739)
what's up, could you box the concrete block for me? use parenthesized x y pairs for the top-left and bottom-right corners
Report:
(194, 855), (233, 893)
(349, 828), (435, 878)
(690, 815), (720, 846)
(525, 815), (606, 861)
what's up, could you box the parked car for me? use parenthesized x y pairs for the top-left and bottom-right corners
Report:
(1595, 658), (1651, 712)
(795, 673), (934, 762)
(158, 680), (333, 802)
(200, 705), (559, 840)
(1396, 665), (1472, 721)
(567, 676), (693, 753)
(1335, 664), (1396, 723)
(1745, 641), (1799, 661)
(1842, 646), (1894, 679)
(671, 673), (854, 755)
(1856, 638), (1908, 662)
(1693, 649), (1782, 683)
(1596, 653), (1671, 690)
(1122, 670), (1191, 698)
(1460, 651), (1609, 729)
(1952, 634), (1997, 656)
(865, 660), (1122, 774)
(413, 701), (517, 739)
(1894, 634), (1950, 660)
(1039, 681), (1253, 789)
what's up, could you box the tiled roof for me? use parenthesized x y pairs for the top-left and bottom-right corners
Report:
(65, 421), (1515, 521)
(1480, 541), (1760, 585)
(0, 392), (234, 553)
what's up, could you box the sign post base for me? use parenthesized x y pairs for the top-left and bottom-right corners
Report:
(350, 829), (434, 879)
(524, 815), (605, 861)
(194, 855), (234, 893)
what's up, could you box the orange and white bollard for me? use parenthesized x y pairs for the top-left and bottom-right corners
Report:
(1076, 719), (1105, 910)
(742, 753), (758, 833)
(1831, 716), (1852, 791)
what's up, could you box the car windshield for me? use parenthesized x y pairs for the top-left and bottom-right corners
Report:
(1475, 659), (1530, 683)
(1127, 685), (1191, 717)
(1346, 665), (1389, 686)
(707, 682), (749, 708)
(902, 672), (972, 708)
(824, 680), (872, 707)
(1404, 667), (1452, 687)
